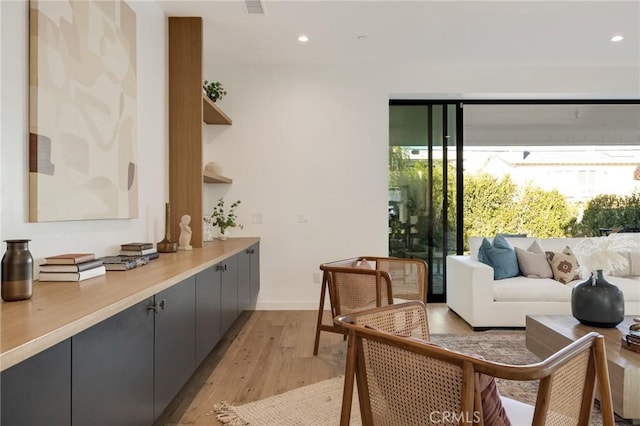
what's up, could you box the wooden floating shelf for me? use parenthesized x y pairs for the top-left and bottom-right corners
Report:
(202, 95), (232, 125)
(203, 170), (233, 184)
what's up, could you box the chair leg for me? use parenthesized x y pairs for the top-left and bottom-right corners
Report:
(594, 337), (615, 426)
(313, 276), (328, 356)
(340, 331), (357, 426)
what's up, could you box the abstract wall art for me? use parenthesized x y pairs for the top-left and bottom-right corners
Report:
(29, 0), (137, 221)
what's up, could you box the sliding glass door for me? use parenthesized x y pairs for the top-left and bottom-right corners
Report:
(389, 102), (461, 302)
(390, 100), (640, 303)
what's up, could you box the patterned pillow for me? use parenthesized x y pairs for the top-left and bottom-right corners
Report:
(515, 241), (553, 278)
(545, 246), (581, 284)
(478, 234), (520, 280)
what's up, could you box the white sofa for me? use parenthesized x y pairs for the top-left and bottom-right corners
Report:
(446, 236), (640, 329)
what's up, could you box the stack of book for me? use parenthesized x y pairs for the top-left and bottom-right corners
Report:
(39, 253), (106, 282)
(623, 331), (640, 354)
(119, 242), (159, 259)
(101, 255), (149, 271)
(100, 243), (160, 271)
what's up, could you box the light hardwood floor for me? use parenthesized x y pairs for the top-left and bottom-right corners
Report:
(155, 303), (472, 425)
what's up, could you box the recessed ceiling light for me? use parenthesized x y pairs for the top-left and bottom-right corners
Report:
(298, 35), (309, 43)
(611, 34), (624, 42)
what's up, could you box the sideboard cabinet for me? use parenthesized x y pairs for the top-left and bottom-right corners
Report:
(0, 239), (259, 424)
(1, 340), (71, 425)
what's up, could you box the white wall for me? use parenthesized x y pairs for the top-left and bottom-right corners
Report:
(202, 67), (390, 308)
(2, 0), (638, 310)
(204, 61), (639, 309)
(1, 1), (167, 263)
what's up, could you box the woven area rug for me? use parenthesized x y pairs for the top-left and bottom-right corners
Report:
(212, 331), (631, 425)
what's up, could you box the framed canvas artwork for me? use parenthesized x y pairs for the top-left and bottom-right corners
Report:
(29, 0), (138, 221)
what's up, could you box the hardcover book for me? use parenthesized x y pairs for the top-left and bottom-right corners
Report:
(119, 248), (157, 256)
(39, 258), (104, 273)
(145, 251), (160, 260)
(120, 242), (154, 251)
(38, 266), (106, 282)
(101, 255), (149, 271)
(44, 253), (96, 265)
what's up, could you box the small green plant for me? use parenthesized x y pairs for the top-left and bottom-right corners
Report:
(206, 198), (242, 233)
(203, 80), (227, 102)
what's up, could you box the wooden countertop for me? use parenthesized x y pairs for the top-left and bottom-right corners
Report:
(0, 238), (259, 372)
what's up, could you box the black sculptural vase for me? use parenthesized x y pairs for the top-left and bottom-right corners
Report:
(571, 270), (624, 328)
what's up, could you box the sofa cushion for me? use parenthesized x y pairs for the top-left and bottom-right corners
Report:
(538, 237), (584, 254)
(478, 234), (520, 280)
(596, 275), (640, 303)
(610, 251), (632, 277)
(545, 246), (581, 284)
(630, 251), (640, 276)
(501, 397), (534, 426)
(515, 241), (553, 278)
(494, 276), (574, 302)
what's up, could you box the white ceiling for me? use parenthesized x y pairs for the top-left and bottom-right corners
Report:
(158, 0), (639, 68)
(158, 1), (640, 144)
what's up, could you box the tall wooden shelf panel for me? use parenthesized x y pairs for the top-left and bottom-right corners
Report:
(169, 17), (203, 247)
(168, 17), (233, 247)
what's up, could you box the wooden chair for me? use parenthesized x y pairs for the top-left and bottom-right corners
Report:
(313, 257), (428, 355)
(313, 257), (394, 355)
(335, 301), (615, 426)
(363, 256), (428, 303)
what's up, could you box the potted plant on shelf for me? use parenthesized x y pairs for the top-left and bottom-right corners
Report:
(203, 80), (227, 103)
(205, 198), (242, 240)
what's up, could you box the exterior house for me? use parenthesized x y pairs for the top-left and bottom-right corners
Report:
(470, 147), (640, 203)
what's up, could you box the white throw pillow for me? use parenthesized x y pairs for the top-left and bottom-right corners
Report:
(515, 241), (553, 279)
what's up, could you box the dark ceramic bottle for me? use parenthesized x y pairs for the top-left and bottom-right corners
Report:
(571, 269), (624, 328)
(1, 239), (34, 301)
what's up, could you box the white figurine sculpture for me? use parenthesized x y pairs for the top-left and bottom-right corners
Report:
(178, 214), (193, 250)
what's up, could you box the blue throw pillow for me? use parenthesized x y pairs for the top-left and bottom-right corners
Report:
(478, 234), (521, 280)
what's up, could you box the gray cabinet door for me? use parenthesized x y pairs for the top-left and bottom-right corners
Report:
(237, 243), (260, 313)
(154, 276), (196, 420)
(195, 266), (221, 365)
(1, 339), (71, 425)
(250, 243), (260, 302)
(220, 255), (238, 332)
(72, 297), (154, 425)
(237, 248), (251, 312)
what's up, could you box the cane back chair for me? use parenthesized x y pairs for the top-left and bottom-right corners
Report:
(313, 257), (428, 355)
(335, 301), (615, 426)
